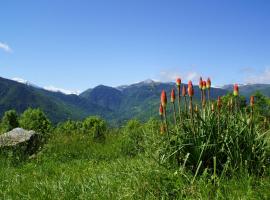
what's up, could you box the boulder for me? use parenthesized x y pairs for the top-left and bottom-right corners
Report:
(0, 128), (42, 156)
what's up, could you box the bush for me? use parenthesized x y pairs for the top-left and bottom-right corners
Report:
(55, 120), (83, 135)
(82, 116), (107, 142)
(19, 108), (51, 134)
(0, 110), (19, 133)
(121, 119), (144, 156)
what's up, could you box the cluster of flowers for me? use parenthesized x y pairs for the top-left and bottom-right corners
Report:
(158, 77), (255, 133)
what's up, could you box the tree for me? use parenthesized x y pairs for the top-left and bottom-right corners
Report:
(19, 108), (51, 134)
(1, 110), (19, 133)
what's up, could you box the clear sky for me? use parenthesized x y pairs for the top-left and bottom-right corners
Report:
(0, 0), (270, 92)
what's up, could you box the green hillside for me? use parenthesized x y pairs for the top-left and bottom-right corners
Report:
(0, 77), (269, 124)
(0, 77), (110, 123)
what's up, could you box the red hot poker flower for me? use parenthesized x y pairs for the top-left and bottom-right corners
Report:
(188, 81), (194, 97)
(161, 90), (167, 108)
(195, 104), (199, 112)
(202, 80), (207, 90)
(199, 77), (203, 89)
(171, 89), (175, 103)
(211, 103), (215, 112)
(233, 84), (239, 96)
(159, 103), (163, 116)
(217, 96), (222, 110)
(182, 85), (186, 96)
(176, 78), (181, 87)
(206, 78), (211, 89)
(250, 96), (255, 107)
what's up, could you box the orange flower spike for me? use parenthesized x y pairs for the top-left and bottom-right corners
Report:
(160, 124), (166, 134)
(160, 90), (167, 108)
(176, 78), (181, 87)
(199, 77), (203, 90)
(171, 89), (176, 103)
(159, 103), (163, 116)
(233, 84), (239, 96)
(188, 81), (194, 97)
(195, 104), (199, 113)
(250, 96), (255, 107)
(230, 98), (233, 107)
(182, 85), (186, 96)
(217, 96), (222, 110)
(206, 78), (211, 89)
(202, 81), (207, 90)
(211, 103), (215, 112)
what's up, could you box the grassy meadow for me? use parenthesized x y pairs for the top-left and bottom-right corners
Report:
(0, 80), (270, 199)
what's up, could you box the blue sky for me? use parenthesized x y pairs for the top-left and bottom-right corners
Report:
(0, 0), (270, 92)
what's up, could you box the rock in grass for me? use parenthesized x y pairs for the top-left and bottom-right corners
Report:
(0, 128), (42, 156)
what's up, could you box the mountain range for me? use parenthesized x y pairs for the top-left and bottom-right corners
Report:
(0, 76), (269, 124)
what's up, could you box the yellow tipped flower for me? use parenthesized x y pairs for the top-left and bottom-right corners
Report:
(206, 78), (211, 89)
(182, 85), (186, 96)
(171, 89), (175, 103)
(211, 103), (215, 112)
(250, 96), (255, 107)
(199, 77), (203, 90)
(188, 81), (194, 97)
(159, 104), (163, 116)
(217, 96), (222, 110)
(160, 124), (166, 134)
(160, 90), (167, 108)
(233, 84), (239, 96)
(202, 81), (207, 90)
(176, 78), (181, 87)
(195, 104), (199, 113)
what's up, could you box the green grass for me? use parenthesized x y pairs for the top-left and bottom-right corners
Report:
(0, 129), (269, 200)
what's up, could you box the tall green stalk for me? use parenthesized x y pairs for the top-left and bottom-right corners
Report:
(177, 86), (181, 123)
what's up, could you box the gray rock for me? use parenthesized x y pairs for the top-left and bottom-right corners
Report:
(0, 128), (42, 156)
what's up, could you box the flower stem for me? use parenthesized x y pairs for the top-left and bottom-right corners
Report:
(177, 86), (181, 123)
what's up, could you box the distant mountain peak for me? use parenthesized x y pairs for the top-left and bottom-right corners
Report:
(43, 86), (80, 95)
(142, 79), (155, 84)
(12, 77), (80, 95)
(12, 77), (41, 89)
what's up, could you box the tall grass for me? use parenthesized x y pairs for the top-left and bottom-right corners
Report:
(158, 78), (270, 177)
(0, 120), (269, 199)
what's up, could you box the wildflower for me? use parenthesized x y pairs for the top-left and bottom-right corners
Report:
(171, 89), (175, 103)
(160, 124), (166, 134)
(230, 98), (233, 108)
(182, 85), (186, 96)
(199, 77), (203, 89)
(161, 90), (167, 108)
(159, 104), (163, 116)
(211, 103), (215, 112)
(202, 81), (207, 90)
(176, 78), (181, 87)
(188, 81), (194, 97)
(233, 84), (239, 96)
(250, 96), (255, 107)
(206, 78), (211, 89)
(195, 104), (199, 113)
(217, 96), (222, 110)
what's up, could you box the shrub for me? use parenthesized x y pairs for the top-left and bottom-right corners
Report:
(19, 108), (51, 134)
(55, 120), (83, 135)
(82, 116), (107, 141)
(121, 119), (144, 156)
(0, 110), (19, 133)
